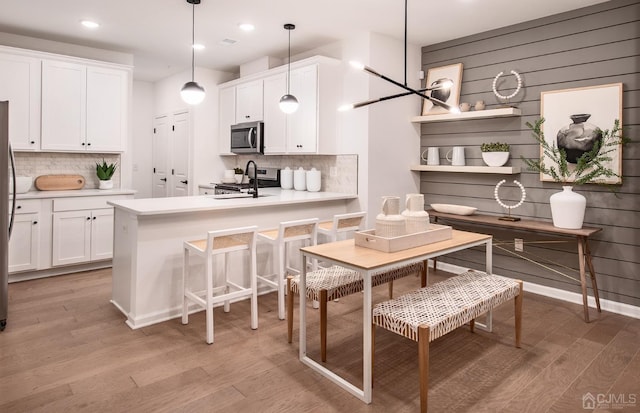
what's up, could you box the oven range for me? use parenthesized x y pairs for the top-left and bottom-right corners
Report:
(214, 167), (280, 195)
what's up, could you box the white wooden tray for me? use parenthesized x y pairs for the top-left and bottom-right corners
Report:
(354, 224), (452, 253)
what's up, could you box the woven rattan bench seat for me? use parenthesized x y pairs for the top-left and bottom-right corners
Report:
(372, 270), (523, 412)
(373, 270), (521, 342)
(289, 262), (424, 302)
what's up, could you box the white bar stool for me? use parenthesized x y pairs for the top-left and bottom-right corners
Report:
(258, 218), (318, 320)
(182, 225), (258, 344)
(318, 211), (367, 243)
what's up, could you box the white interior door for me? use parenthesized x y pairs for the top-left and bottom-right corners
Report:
(152, 115), (169, 198)
(170, 111), (189, 197)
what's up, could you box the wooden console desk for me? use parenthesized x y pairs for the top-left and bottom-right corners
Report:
(429, 210), (603, 322)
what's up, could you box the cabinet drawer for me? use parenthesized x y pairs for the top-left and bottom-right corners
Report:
(11, 199), (41, 214)
(53, 195), (128, 212)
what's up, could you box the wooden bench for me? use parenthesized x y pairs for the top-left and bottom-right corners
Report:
(372, 270), (523, 413)
(287, 261), (425, 362)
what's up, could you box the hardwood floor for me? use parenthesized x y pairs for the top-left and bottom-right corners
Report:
(1, 268), (638, 412)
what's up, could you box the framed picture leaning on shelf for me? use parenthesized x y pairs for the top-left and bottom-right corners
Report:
(421, 63), (463, 115)
(540, 83), (623, 184)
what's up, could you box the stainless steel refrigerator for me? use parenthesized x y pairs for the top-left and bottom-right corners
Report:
(1, 101), (16, 331)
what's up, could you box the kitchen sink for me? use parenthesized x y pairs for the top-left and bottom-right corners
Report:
(207, 193), (272, 200)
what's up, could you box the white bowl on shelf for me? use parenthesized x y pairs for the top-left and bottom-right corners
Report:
(430, 204), (477, 216)
(10, 176), (33, 194)
(481, 152), (509, 167)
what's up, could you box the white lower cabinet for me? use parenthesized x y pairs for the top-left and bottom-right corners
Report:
(52, 209), (114, 266)
(8, 194), (133, 277)
(8, 200), (41, 272)
(50, 195), (128, 267)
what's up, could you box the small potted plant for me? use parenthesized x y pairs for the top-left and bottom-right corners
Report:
(234, 167), (244, 184)
(96, 159), (117, 189)
(480, 142), (510, 167)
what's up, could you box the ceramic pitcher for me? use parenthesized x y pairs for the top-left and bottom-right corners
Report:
(376, 196), (405, 237)
(402, 194), (430, 233)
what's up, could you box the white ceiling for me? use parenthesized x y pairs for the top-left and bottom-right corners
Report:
(0, 0), (610, 82)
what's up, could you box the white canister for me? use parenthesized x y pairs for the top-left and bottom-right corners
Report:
(280, 167), (293, 189)
(306, 168), (321, 192)
(375, 196), (406, 238)
(293, 167), (306, 191)
(402, 193), (430, 234)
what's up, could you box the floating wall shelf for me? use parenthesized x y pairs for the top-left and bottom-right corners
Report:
(411, 165), (521, 174)
(411, 107), (521, 123)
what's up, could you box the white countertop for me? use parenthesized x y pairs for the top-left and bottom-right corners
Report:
(108, 188), (357, 216)
(13, 189), (137, 200)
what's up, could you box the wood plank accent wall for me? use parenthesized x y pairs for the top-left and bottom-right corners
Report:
(419, 0), (640, 308)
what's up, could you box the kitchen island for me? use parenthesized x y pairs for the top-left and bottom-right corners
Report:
(108, 188), (359, 328)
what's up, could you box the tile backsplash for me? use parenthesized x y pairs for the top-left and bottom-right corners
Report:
(13, 152), (121, 189)
(224, 154), (358, 194)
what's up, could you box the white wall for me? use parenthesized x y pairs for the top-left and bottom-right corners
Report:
(366, 33), (421, 223)
(303, 32), (421, 226)
(288, 32), (421, 226)
(131, 80), (154, 198)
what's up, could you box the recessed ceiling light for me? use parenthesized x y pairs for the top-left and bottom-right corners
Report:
(238, 23), (255, 32)
(81, 20), (100, 29)
(192, 43), (205, 50)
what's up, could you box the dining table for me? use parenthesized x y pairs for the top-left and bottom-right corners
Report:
(298, 229), (493, 404)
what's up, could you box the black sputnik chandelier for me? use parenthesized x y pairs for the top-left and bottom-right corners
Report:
(339, 0), (459, 113)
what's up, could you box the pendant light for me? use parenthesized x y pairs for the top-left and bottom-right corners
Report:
(279, 23), (299, 114)
(340, 0), (458, 113)
(180, 0), (205, 105)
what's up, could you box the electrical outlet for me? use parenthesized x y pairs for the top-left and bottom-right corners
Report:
(515, 238), (524, 252)
(330, 166), (338, 177)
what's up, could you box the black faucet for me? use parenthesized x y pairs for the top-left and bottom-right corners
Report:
(245, 160), (258, 198)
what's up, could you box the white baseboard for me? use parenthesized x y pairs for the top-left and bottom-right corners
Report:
(431, 260), (640, 320)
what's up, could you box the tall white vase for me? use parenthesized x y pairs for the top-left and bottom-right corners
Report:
(549, 186), (586, 229)
(402, 193), (430, 233)
(376, 196), (406, 237)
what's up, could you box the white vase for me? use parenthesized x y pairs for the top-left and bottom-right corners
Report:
(549, 186), (586, 229)
(376, 196), (406, 237)
(98, 179), (113, 190)
(402, 194), (429, 233)
(481, 152), (509, 167)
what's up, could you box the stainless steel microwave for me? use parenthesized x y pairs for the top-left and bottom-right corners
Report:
(230, 121), (264, 154)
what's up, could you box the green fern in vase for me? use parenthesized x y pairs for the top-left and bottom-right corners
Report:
(522, 118), (626, 186)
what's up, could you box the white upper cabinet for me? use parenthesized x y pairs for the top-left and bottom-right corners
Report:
(220, 56), (341, 155)
(262, 72), (288, 154)
(287, 65), (318, 154)
(41, 60), (86, 151)
(235, 79), (263, 122)
(86, 66), (128, 152)
(0, 52), (41, 151)
(218, 86), (236, 154)
(41, 59), (128, 152)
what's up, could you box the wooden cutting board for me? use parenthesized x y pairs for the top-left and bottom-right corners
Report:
(35, 174), (86, 191)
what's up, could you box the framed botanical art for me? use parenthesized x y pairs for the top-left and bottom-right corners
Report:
(540, 83), (623, 184)
(421, 63), (463, 115)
